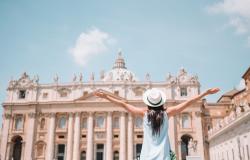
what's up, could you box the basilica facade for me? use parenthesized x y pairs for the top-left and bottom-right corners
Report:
(0, 53), (233, 160)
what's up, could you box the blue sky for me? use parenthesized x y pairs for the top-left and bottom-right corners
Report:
(0, 0), (249, 124)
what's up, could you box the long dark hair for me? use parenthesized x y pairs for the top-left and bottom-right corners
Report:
(147, 105), (165, 136)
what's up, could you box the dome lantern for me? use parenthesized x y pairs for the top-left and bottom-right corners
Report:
(112, 51), (127, 69)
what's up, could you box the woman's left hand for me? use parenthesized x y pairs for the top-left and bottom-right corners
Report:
(206, 88), (220, 95)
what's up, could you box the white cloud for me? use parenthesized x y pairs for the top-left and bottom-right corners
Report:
(207, 0), (250, 17)
(69, 27), (115, 66)
(229, 17), (249, 34)
(207, 0), (250, 43)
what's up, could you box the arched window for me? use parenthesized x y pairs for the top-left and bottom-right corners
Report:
(112, 117), (119, 129)
(181, 113), (191, 128)
(113, 151), (119, 160)
(80, 151), (86, 160)
(58, 117), (66, 129)
(135, 117), (143, 128)
(15, 115), (23, 130)
(180, 87), (188, 96)
(40, 118), (45, 130)
(95, 116), (104, 128)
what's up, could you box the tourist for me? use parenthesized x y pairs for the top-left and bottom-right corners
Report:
(94, 87), (220, 160)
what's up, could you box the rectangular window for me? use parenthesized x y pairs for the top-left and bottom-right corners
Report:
(96, 144), (104, 160)
(137, 135), (143, 138)
(95, 116), (105, 128)
(135, 117), (143, 129)
(112, 117), (119, 129)
(82, 135), (86, 138)
(180, 87), (187, 96)
(57, 144), (65, 160)
(19, 90), (26, 99)
(15, 115), (23, 130)
(81, 118), (87, 129)
(181, 113), (191, 128)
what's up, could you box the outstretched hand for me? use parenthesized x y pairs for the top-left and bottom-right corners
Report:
(206, 88), (220, 95)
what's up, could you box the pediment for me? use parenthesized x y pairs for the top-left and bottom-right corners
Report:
(74, 89), (126, 102)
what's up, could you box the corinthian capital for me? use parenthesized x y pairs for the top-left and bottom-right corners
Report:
(4, 113), (12, 119)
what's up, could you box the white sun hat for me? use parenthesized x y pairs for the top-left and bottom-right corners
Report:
(143, 88), (166, 107)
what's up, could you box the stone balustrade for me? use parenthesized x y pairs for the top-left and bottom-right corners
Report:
(208, 104), (250, 137)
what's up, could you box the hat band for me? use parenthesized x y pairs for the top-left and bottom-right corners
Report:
(147, 97), (162, 106)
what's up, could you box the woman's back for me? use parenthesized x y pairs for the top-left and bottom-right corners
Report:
(140, 112), (170, 160)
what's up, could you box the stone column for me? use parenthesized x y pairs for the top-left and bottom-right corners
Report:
(0, 113), (11, 160)
(195, 111), (205, 160)
(66, 113), (74, 160)
(6, 142), (12, 160)
(86, 112), (94, 160)
(24, 112), (36, 159)
(73, 112), (81, 160)
(127, 113), (134, 160)
(106, 112), (113, 160)
(168, 115), (178, 152)
(178, 140), (182, 160)
(120, 112), (126, 160)
(45, 113), (56, 160)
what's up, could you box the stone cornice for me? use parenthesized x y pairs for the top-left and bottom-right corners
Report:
(2, 99), (204, 106)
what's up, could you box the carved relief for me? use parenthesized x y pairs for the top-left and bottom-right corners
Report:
(8, 72), (38, 90)
(57, 87), (71, 97)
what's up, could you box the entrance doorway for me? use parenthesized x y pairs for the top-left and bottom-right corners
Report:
(96, 144), (104, 160)
(181, 134), (192, 160)
(57, 144), (65, 160)
(11, 136), (23, 160)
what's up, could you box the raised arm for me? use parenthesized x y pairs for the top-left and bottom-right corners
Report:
(167, 88), (220, 117)
(94, 90), (146, 117)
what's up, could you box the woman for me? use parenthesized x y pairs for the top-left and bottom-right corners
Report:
(94, 87), (220, 160)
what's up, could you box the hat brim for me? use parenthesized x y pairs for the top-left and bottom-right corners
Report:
(143, 89), (166, 107)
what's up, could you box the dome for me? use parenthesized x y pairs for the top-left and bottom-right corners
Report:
(103, 52), (137, 82)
